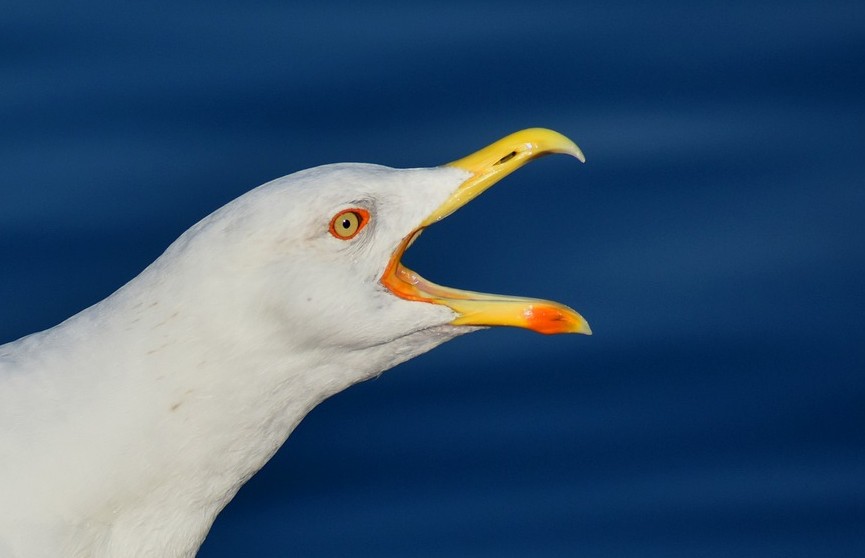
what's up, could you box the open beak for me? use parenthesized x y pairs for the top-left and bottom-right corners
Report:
(380, 128), (591, 335)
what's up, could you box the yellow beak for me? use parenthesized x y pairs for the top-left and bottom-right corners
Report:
(381, 128), (591, 335)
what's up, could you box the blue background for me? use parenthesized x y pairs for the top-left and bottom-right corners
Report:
(2, 1), (864, 556)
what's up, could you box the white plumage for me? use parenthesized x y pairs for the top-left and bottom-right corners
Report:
(0, 129), (589, 557)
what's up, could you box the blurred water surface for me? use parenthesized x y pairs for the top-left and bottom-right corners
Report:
(1, 1), (864, 556)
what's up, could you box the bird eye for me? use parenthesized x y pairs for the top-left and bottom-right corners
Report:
(329, 208), (370, 240)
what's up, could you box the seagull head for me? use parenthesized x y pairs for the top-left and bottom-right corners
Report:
(151, 128), (590, 378)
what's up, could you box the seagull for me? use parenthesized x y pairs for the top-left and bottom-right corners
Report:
(0, 128), (590, 557)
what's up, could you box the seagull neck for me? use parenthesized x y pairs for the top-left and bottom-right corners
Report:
(2, 275), (358, 557)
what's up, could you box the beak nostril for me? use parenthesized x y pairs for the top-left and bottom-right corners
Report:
(494, 151), (518, 166)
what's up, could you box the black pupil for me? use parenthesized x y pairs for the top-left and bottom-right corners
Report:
(341, 218), (352, 229)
